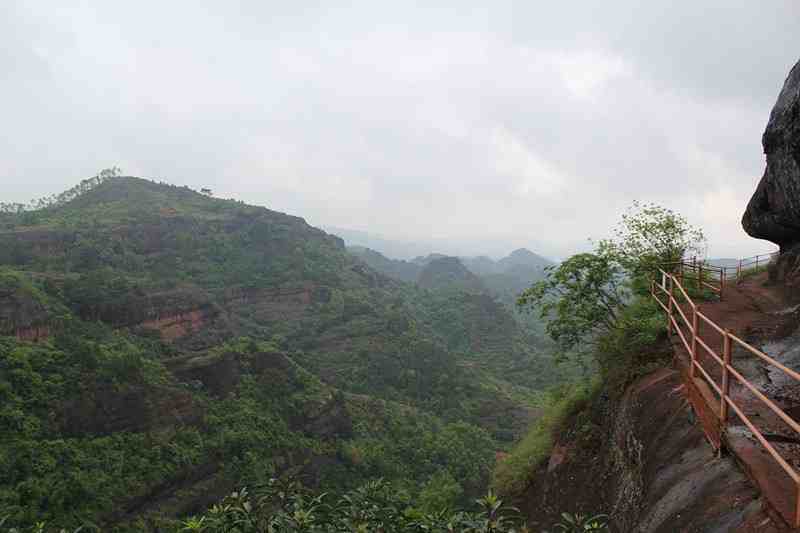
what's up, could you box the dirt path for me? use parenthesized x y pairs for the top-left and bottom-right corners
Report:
(672, 272), (800, 528)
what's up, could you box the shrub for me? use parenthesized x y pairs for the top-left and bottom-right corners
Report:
(492, 378), (601, 496)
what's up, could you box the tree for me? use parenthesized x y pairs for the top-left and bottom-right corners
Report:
(601, 201), (705, 282)
(518, 202), (703, 365)
(517, 251), (626, 365)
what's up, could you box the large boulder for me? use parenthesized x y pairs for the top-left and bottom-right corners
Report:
(742, 58), (800, 292)
(742, 58), (800, 247)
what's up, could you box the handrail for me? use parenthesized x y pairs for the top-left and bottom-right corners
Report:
(651, 263), (800, 527)
(659, 250), (778, 300)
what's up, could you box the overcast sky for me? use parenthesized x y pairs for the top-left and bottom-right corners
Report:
(3, 2), (798, 259)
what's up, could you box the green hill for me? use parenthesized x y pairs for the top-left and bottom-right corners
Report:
(0, 176), (570, 531)
(417, 256), (486, 293)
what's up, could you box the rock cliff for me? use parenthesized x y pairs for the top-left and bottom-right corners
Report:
(523, 367), (789, 532)
(743, 58), (800, 247)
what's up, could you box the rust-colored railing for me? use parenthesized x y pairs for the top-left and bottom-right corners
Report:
(731, 252), (780, 280)
(659, 252), (778, 301)
(651, 262), (800, 527)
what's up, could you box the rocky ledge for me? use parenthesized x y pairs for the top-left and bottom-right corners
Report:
(742, 58), (800, 246)
(742, 58), (800, 292)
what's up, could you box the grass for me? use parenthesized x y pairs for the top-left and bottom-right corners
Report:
(737, 263), (769, 281)
(492, 377), (601, 496)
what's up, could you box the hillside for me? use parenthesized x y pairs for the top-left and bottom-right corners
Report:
(0, 177), (568, 531)
(416, 256), (486, 293)
(347, 245), (421, 282)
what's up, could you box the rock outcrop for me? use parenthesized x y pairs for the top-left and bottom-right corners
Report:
(743, 59), (800, 247)
(742, 58), (800, 292)
(0, 275), (52, 340)
(523, 367), (790, 532)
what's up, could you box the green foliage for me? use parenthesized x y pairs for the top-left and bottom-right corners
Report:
(518, 252), (626, 365)
(417, 471), (463, 513)
(178, 478), (526, 532)
(492, 379), (600, 496)
(0, 176), (566, 530)
(518, 202), (702, 367)
(547, 512), (609, 532)
(602, 200), (706, 286)
(0, 167), (121, 215)
(596, 298), (665, 362)
(341, 401), (497, 501)
(737, 263), (769, 281)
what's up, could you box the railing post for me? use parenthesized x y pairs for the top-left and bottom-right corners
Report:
(721, 329), (731, 423)
(690, 305), (698, 378)
(719, 268), (724, 300)
(697, 263), (703, 291)
(667, 276), (674, 335)
(737, 259), (742, 283)
(756, 255), (760, 269)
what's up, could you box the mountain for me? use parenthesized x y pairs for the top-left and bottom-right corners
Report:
(482, 248), (554, 300)
(497, 248), (552, 274)
(417, 256), (486, 293)
(461, 255), (503, 276)
(347, 246), (553, 304)
(325, 226), (434, 260)
(348, 245), (421, 282)
(327, 225), (559, 263)
(411, 252), (450, 267)
(0, 177), (569, 531)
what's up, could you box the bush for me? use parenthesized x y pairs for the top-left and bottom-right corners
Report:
(597, 297), (665, 363)
(178, 478), (526, 532)
(492, 378), (601, 496)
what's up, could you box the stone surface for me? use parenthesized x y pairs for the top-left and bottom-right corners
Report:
(521, 366), (791, 532)
(743, 58), (800, 247)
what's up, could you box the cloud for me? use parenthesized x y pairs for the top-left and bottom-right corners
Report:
(488, 127), (567, 197)
(1, 1), (798, 258)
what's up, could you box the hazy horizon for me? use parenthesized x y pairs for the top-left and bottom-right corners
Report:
(3, 2), (797, 259)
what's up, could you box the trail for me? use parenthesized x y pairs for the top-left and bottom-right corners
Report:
(672, 271), (800, 528)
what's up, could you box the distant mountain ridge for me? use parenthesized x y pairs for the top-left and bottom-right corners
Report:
(327, 225), (557, 263)
(417, 256), (486, 293)
(348, 246), (554, 299)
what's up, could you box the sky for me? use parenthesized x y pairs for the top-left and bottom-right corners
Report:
(2, 1), (797, 260)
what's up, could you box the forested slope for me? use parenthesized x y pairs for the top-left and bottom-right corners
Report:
(0, 176), (567, 530)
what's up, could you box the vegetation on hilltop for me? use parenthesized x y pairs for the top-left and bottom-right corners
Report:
(0, 174), (566, 531)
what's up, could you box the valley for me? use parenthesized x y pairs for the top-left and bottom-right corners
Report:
(0, 177), (571, 530)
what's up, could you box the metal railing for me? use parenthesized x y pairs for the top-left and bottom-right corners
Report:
(733, 252), (780, 279)
(651, 262), (800, 527)
(659, 252), (778, 301)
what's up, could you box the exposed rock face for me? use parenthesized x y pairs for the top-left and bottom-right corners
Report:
(60, 384), (199, 437)
(0, 282), (51, 340)
(743, 59), (800, 247)
(523, 367), (789, 532)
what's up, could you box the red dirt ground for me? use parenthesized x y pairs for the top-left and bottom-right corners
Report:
(667, 271), (800, 528)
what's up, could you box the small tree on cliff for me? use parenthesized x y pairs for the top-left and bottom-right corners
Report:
(518, 250), (626, 365)
(519, 202), (705, 365)
(602, 201), (705, 285)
